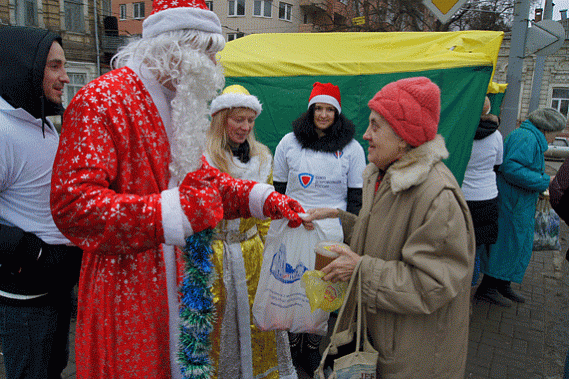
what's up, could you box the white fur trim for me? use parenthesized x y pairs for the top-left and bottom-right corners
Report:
(308, 94), (341, 114)
(249, 183), (274, 219)
(161, 187), (194, 246)
(161, 244), (183, 379)
(142, 7), (222, 39)
(210, 93), (262, 117)
(388, 134), (449, 193)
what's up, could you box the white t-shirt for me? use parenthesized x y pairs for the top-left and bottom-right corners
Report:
(461, 130), (504, 201)
(273, 132), (366, 210)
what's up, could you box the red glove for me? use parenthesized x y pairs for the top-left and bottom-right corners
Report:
(263, 192), (305, 228)
(179, 167), (223, 233)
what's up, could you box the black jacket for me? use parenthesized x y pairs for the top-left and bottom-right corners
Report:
(0, 26), (81, 303)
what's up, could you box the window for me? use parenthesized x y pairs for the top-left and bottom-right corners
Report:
(133, 2), (145, 19)
(279, 2), (292, 21)
(102, 0), (112, 16)
(119, 4), (127, 20)
(229, 0), (245, 16)
(205, 1), (213, 10)
(16, 0), (38, 26)
(551, 87), (569, 118)
(65, 73), (87, 106)
(227, 32), (245, 41)
(65, 0), (85, 33)
(254, 0), (272, 17)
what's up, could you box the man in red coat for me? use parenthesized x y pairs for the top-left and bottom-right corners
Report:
(50, 0), (303, 377)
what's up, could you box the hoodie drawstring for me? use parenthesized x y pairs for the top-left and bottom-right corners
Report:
(41, 95), (46, 138)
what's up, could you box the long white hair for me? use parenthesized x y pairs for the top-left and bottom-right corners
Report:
(112, 30), (226, 181)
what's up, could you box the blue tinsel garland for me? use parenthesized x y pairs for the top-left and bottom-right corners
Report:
(178, 229), (215, 379)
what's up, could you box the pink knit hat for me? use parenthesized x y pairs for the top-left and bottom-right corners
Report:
(368, 77), (440, 147)
(308, 82), (342, 114)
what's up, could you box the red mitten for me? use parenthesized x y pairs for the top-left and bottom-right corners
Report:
(179, 169), (223, 233)
(263, 192), (305, 228)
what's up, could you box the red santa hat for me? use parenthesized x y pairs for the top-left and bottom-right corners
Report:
(142, 0), (222, 39)
(307, 82), (342, 114)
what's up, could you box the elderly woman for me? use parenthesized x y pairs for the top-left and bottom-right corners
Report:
(475, 108), (567, 306)
(304, 77), (475, 378)
(206, 85), (296, 379)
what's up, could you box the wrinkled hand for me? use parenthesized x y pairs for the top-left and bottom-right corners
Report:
(302, 208), (339, 230)
(179, 168), (223, 233)
(263, 192), (305, 228)
(321, 245), (362, 283)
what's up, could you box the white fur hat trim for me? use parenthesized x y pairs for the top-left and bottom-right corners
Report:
(142, 7), (222, 39)
(210, 93), (263, 117)
(308, 94), (341, 114)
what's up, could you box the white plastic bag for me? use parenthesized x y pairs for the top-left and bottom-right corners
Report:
(252, 218), (342, 335)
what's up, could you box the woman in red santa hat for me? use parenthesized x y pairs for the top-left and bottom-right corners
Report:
(273, 82), (366, 375)
(49, 0), (304, 378)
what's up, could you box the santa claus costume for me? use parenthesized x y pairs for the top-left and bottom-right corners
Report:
(50, 1), (303, 378)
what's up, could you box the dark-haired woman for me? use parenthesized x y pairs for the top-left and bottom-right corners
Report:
(273, 82), (366, 375)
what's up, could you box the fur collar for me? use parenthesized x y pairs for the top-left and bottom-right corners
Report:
(293, 114), (356, 153)
(365, 135), (449, 194)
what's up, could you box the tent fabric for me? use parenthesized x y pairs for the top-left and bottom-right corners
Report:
(217, 31), (504, 78)
(217, 31), (504, 185)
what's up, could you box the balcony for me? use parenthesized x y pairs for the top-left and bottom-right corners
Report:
(299, 0), (327, 12)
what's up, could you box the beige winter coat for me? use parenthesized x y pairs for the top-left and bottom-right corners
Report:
(338, 135), (475, 378)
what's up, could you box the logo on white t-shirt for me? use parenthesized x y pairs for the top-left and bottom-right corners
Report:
(298, 173), (314, 188)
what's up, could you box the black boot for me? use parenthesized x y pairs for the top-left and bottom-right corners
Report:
(497, 280), (526, 303)
(303, 333), (322, 376)
(289, 332), (302, 369)
(474, 275), (512, 307)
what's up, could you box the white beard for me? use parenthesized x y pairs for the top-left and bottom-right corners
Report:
(169, 49), (225, 182)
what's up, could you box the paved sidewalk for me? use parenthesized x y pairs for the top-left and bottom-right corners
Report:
(465, 222), (569, 379)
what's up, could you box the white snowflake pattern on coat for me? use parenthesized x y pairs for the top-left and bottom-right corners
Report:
(51, 67), (267, 379)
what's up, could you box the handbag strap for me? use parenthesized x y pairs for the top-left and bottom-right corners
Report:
(328, 258), (376, 353)
(329, 259), (362, 340)
(315, 259), (377, 378)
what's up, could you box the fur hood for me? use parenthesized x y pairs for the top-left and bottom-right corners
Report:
(364, 134), (449, 194)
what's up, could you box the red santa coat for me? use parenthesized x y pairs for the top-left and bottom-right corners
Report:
(51, 67), (270, 378)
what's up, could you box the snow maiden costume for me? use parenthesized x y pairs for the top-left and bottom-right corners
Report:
(206, 85), (296, 378)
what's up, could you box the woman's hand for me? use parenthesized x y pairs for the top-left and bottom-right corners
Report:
(321, 244), (362, 283)
(301, 208), (339, 230)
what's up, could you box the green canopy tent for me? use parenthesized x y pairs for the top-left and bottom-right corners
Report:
(217, 31), (504, 184)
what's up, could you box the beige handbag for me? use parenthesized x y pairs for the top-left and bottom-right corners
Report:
(314, 259), (378, 379)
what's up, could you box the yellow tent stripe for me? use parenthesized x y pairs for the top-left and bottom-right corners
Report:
(218, 31), (504, 78)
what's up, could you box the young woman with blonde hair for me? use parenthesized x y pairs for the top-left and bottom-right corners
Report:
(206, 84), (297, 379)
